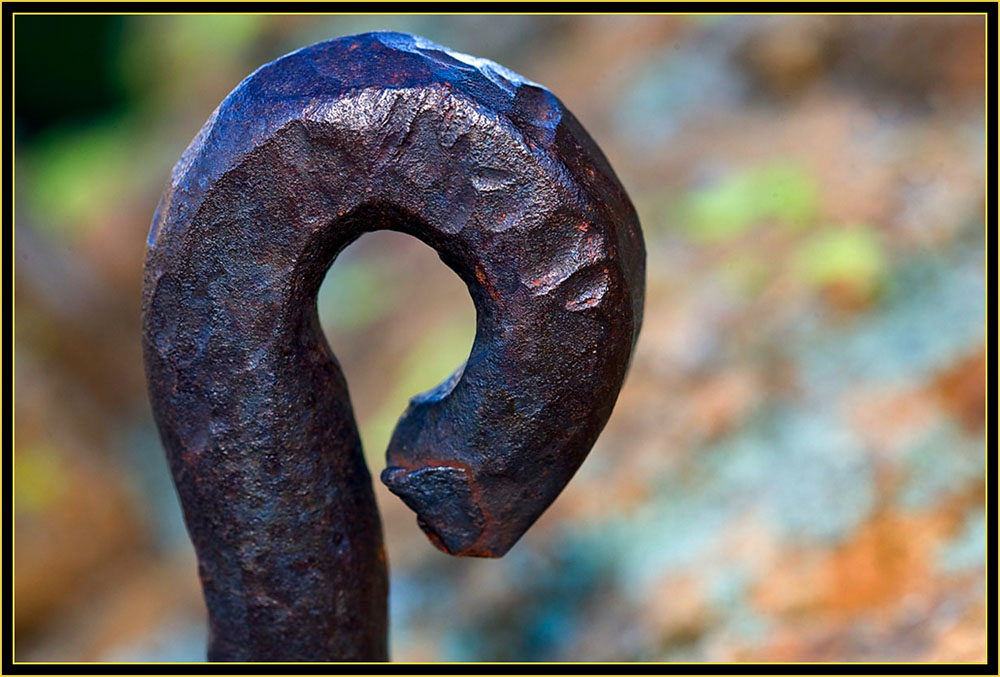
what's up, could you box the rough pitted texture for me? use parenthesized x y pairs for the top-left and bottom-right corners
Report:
(142, 32), (644, 661)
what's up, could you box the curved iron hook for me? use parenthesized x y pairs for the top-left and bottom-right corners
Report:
(142, 32), (645, 662)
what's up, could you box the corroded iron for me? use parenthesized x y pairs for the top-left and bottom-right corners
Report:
(142, 32), (644, 662)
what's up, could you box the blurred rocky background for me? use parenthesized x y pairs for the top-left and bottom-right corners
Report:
(14, 14), (986, 662)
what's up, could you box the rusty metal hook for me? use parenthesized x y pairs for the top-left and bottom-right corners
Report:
(142, 32), (644, 662)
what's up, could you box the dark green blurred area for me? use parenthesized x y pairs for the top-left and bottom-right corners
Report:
(16, 17), (127, 138)
(14, 15), (986, 662)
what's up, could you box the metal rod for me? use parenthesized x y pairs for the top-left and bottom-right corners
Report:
(142, 31), (644, 662)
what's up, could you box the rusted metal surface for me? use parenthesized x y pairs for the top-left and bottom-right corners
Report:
(142, 32), (644, 661)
